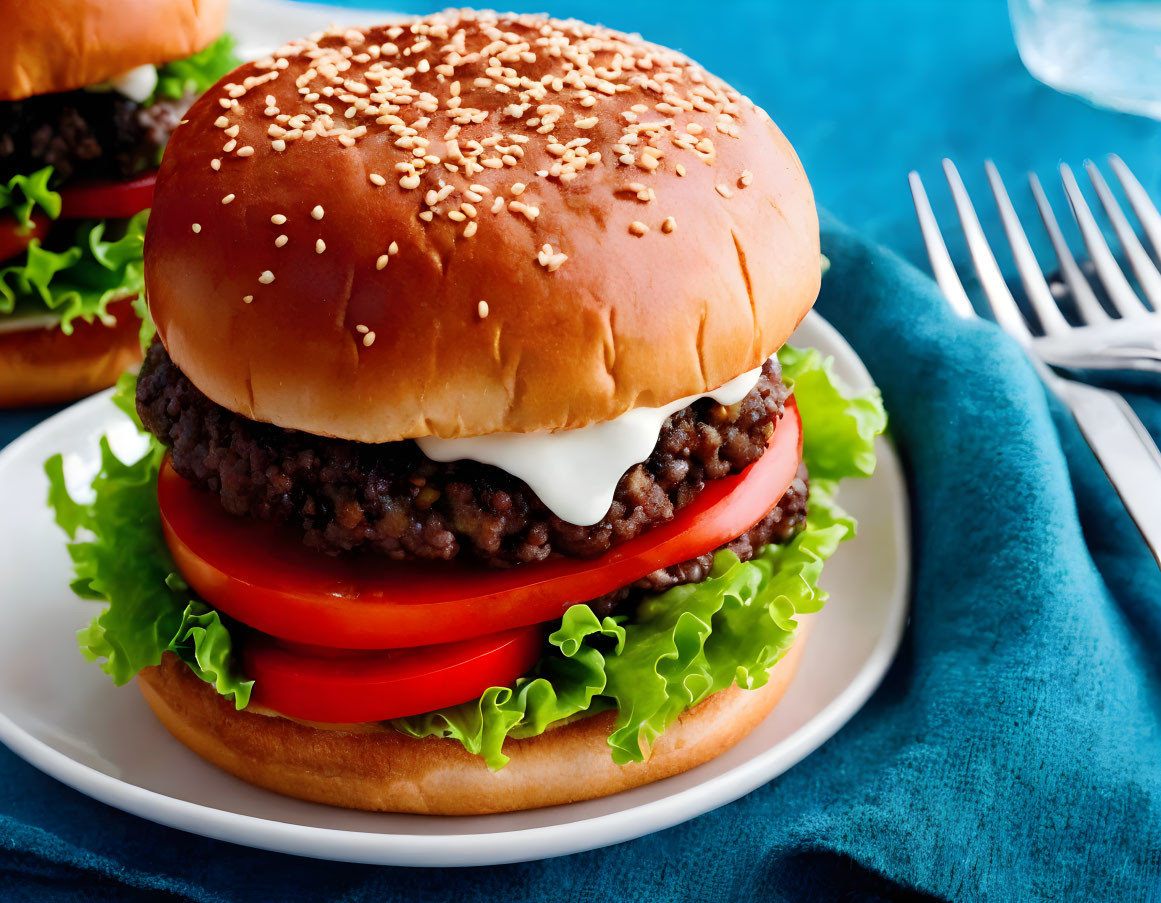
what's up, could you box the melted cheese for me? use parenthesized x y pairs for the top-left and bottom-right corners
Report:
(416, 365), (763, 526)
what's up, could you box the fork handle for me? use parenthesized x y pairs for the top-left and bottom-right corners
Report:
(1053, 377), (1161, 567)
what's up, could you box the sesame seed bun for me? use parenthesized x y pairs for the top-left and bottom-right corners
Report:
(0, 0), (229, 101)
(0, 300), (142, 408)
(145, 10), (819, 443)
(136, 615), (811, 814)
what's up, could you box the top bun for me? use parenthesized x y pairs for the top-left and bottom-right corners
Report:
(0, 0), (229, 101)
(145, 10), (819, 442)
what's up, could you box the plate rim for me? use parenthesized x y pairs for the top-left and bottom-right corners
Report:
(0, 311), (910, 867)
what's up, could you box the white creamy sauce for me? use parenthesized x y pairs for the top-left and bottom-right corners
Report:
(107, 64), (158, 103)
(416, 364), (764, 526)
(0, 313), (61, 334)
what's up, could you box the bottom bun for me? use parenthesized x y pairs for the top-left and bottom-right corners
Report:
(0, 299), (142, 407)
(137, 616), (813, 815)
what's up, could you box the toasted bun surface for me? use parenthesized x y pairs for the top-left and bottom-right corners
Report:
(0, 300), (142, 407)
(146, 10), (819, 442)
(137, 616), (811, 814)
(0, 0), (228, 101)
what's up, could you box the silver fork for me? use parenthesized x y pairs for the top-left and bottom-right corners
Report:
(910, 159), (1161, 567)
(925, 156), (1161, 372)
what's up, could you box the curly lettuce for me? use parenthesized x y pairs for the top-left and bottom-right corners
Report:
(45, 376), (251, 706)
(1, 211), (146, 332)
(46, 344), (884, 765)
(150, 35), (239, 105)
(0, 167), (62, 226)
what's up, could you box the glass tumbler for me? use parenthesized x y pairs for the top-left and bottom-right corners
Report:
(1009, 0), (1161, 119)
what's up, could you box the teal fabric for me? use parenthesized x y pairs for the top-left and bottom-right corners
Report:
(3, 1), (1161, 900)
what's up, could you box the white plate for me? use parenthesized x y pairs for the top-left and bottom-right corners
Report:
(0, 312), (909, 867)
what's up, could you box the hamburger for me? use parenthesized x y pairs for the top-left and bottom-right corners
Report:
(46, 10), (886, 815)
(0, 0), (236, 406)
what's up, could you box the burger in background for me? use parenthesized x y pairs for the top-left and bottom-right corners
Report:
(0, 0), (236, 407)
(47, 10), (887, 813)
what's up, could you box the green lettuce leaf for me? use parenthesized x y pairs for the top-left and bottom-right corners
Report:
(151, 35), (239, 105)
(394, 606), (626, 767)
(0, 167), (61, 226)
(45, 342), (884, 765)
(1, 211), (146, 332)
(780, 344), (887, 483)
(44, 425), (251, 707)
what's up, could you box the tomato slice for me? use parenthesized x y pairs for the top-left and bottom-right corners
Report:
(243, 625), (544, 723)
(159, 396), (802, 649)
(0, 214), (49, 262)
(59, 171), (156, 220)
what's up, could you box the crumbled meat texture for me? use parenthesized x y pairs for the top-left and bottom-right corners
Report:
(585, 464), (809, 616)
(0, 90), (189, 183)
(137, 341), (791, 565)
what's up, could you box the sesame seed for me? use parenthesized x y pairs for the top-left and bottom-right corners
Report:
(400, 173), (421, 189)
(478, 300), (489, 318)
(221, 193), (236, 204)
(419, 210), (434, 221)
(210, 159), (221, 171)
(271, 214), (287, 224)
(214, 116), (229, 128)
(388, 241), (399, 254)
(376, 254), (389, 269)
(629, 221), (649, 236)
(259, 271), (275, 284)
(237, 146), (255, 157)
(225, 125), (240, 137)
(676, 164), (686, 176)
(191, 223), (202, 234)
(272, 139), (287, 152)
(715, 183), (733, 198)
(275, 234), (288, 247)
(316, 239), (326, 253)
(510, 182), (526, 195)
(223, 139), (237, 153)
(464, 221), (478, 237)
(369, 173), (387, 186)
(362, 331), (376, 347)
(661, 216), (676, 233)
(243, 295), (253, 304)
(356, 324), (369, 333)
(739, 169), (753, 187)
(311, 205), (325, 220)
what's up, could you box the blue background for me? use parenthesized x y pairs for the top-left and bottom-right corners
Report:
(4, 1), (1161, 900)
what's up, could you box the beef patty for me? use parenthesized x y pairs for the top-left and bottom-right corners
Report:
(0, 89), (189, 184)
(137, 341), (796, 566)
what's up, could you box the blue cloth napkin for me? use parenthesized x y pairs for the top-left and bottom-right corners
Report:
(2, 213), (1158, 901)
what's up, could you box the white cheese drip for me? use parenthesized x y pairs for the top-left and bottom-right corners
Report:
(416, 364), (764, 526)
(107, 64), (158, 103)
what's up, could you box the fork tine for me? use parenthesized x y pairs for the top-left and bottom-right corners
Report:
(984, 161), (1071, 335)
(942, 159), (1033, 341)
(908, 171), (976, 319)
(1085, 160), (1161, 310)
(1107, 154), (1161, 261)
(1029, 171), (1110, 324)
(1060, 162), (1149, 318)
